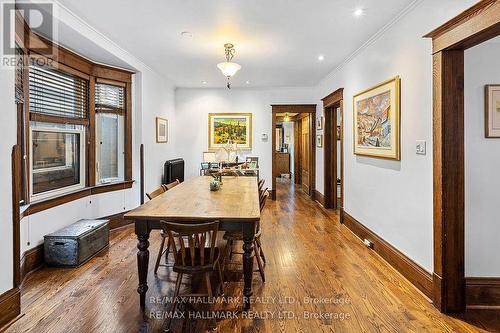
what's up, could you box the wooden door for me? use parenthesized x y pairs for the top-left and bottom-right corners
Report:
(301, 115), (310, 194)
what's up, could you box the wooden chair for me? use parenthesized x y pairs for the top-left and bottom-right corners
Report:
(155, 180), (193, 274)
(146, 185), (167, 200)
(165, 179), (180, 190)
(223, 187), (268, 282)
(147, 185), (176, 274)
(161, 221), (224, 332)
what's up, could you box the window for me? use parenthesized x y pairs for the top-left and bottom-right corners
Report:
(28, 64), (89, 201)
(30, 123), (85, 199)
(95, 82), (126, 184)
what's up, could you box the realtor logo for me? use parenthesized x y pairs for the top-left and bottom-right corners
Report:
(1, 1), (56, 67)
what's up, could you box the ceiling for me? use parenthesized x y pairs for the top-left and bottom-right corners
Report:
(57, 0), (415, 88)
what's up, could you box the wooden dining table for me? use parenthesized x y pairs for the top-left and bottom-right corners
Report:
(125, 176), (261, 311)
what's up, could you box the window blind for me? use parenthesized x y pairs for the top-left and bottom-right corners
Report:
(29, 65), (88, 118)
(95, 83), (125, 114)
(15, 48), (24, 104)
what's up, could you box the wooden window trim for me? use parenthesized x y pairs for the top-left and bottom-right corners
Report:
(16, 13), (135, 211)
(21, 180), (134, 217)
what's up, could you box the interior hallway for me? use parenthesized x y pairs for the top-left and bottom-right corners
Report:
(7, 181), (500, 333)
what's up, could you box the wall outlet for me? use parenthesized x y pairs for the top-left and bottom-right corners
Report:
(416, 140), (426, 155)
(363, 238), (374, 248)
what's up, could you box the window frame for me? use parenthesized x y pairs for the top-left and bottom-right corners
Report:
(29, 123), (86, 202)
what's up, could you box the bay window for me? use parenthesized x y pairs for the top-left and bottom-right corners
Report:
(16, 21), (133, 213)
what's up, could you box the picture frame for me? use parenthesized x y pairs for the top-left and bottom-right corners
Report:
(353, 76), (400, 160)
(316, 134), (323, 148)
(485, 84), (500, 138)
(208, 113), (252, 150)
(156, 117), (168, 143)
(316, 116), (323, 130)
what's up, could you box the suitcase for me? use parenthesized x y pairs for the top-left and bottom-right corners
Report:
(44, 219), (109, 267)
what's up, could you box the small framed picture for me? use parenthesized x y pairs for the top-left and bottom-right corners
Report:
(316, 116), (323, 130)
(156, 117), (168, 143)
(316, 134), (323, 148)
(485, 85), (500, 138)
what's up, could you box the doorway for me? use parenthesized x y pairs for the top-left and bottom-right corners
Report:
(425, 2), (500, 312)
(322, 88), (344, 211)
(271, 105), (316, 201)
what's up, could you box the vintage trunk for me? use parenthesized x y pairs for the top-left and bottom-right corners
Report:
(44, 219), (109, 267)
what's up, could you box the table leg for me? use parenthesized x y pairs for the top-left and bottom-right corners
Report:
(242, 222), (256, 311)
(135, 222), (150, 311)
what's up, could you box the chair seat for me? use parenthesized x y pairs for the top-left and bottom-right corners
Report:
(173, 247), (222, 274)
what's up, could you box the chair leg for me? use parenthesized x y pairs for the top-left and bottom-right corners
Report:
(165, 272), (183, 332)
(205, 273), (217, 331)
(217, 262), (225, 296)
(154, 235), (167, 275)
(254, 240), (265, 282)
(228, 240), (234, 260)
(164, 237), (171, 262)
(256, 237), (266, 264)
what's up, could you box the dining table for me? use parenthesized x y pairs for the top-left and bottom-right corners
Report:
(124, 176), (261, 311)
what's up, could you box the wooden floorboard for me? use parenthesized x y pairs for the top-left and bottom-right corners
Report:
(6, 179), (499, 332)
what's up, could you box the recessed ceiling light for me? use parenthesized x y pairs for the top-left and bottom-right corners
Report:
(245, 80), (250, 84)
(353, 8), (364, 18)
(181, 31), (193, 38)
(201, 80), (208, 84)
(318, 55), (325, 61)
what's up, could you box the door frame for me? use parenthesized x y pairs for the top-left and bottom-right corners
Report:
(322, 88), (344, 212)
(271, 104), (316, 200)
(424, 0), (500, 313)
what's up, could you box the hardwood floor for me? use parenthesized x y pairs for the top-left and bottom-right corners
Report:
(7, 180), (499, 333)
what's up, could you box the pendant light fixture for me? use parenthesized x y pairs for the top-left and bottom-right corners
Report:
(217, 43), (241, 89)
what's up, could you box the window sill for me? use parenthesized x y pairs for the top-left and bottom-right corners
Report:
(21, 180), (135, 217)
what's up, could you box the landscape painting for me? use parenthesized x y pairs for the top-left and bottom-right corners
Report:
(208, 113), (252, 149)
(353, 76), (400, 160)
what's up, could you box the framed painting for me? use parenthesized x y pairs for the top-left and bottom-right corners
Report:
(208, 113), (252, 150)
(156, 117), (168, 143)
(353, 76), (400, 160)
(316, 116), (323, 130)
(485, 85), (500, 138)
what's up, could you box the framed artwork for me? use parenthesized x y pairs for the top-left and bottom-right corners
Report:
(316, 134), (323, 148)
(316, 116), (323, 130)
(353, 76), (400, 160)
(202, 151), (217, 162)
(485, 85), (500, 138)
(156, 117), (168, 143)
(208, 113), (252, 150)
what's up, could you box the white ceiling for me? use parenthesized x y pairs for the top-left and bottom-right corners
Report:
(57, 0), (415, 88)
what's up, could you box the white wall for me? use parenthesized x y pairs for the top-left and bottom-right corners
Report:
(311, 0), (477, 273)
(465, 41), (500, 277)
(175, 87), (315, 188)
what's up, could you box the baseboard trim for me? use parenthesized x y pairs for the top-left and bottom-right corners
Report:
(20, 211), (132, 285)
(0, 288), (21, 330)
(313, 190), (325, 207)
(342, 211), (433, 299)
(466, 277), (500, 307)
(20, 244), (44, 284)
(105, 210), (133, 230)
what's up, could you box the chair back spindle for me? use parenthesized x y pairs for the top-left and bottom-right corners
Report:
(161, 221), (219, 267)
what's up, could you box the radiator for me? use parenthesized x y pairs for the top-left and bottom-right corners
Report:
(163, 158), (184, 184)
